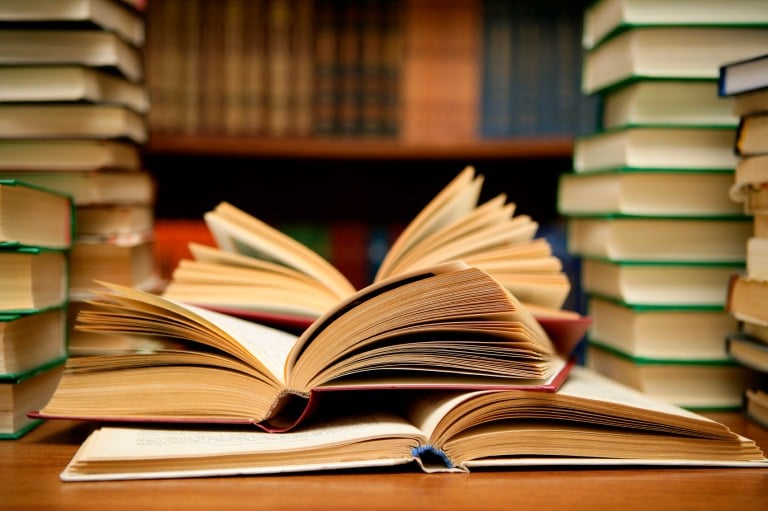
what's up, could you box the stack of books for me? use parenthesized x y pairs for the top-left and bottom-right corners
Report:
(0, 180), (72, 438)
(557, 0), (768, 410)
(720, 52), (768, 428)
(0, 0), (162, 355)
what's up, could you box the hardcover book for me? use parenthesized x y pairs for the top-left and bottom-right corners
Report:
(57, 366), (767, 481)
(34, 262), (573, 432)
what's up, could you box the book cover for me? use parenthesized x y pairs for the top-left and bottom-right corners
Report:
(718, 51), (768, 96)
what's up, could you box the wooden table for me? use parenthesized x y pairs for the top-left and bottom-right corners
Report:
(2, 413), (767, 511)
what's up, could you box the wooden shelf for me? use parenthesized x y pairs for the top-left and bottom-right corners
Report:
(146, 134), (574, 160)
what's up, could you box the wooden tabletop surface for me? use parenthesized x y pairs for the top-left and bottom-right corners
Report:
(2, 412), (767, 511)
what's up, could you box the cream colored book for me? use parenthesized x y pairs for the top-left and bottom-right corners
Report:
(163, 166), (579, 325)
(35, 262), (571, 432)
(58, 366), (767, 481)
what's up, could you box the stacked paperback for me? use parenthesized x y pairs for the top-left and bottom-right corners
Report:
(0, 0), (162, 357)
(720, 52), (768, 428)
(0, 180), (72, 438)
(557, 0), (768, 410)
(29, 167), (768, 478)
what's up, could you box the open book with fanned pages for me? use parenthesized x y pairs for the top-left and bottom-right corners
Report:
(33, 261), (572, 432)
(160, 166), (590, 351)
(58, 366), (767, 481)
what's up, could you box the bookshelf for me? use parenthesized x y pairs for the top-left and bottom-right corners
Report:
(143, 0), (593, 287)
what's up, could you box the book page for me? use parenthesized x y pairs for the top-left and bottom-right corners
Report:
(205, 202), (355, 299)
(375, 166), (481, 280)
(61, 414), (425, 479)
(80, 282), (298, 385)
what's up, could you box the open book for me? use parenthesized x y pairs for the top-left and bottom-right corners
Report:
(59, 366), (767, 481)
(160, 166), (589, 350)
(34, 261), (571, 432)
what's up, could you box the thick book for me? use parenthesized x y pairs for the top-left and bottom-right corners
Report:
(725, 333), (768, 373)
(0, 358), (65, 439)
(582, 26), (768, 95)
(600, 80), (738, 130)
(572, 126), (739, 174)
(0, 140), (141, 171)
(33, 261), (573, 432)
(586, 344), (761, 411)
(0, 0), (146, 47)
(0, 248), (68, 312)
(732, 88), (768, 118)
(736, 113), (768, 156)
(580, 258), (742, 307)
(557, 169), (741, 217)
(0, 307), (67, 376)
(0, 179), (74, 250)
(0, 170), (155, 206)
(727, 273), (768, 325)
(587, 296), (737, 361)
(745, 388), (768, 429)
(718, 52), (768, 97)
(583, 0), (768, 50)
(161, 166), (590, 346)
(74, 203), (154, 240)
(0, 65), (149, 113)
(57, 366), (768, 481)
(566, 216), (751, 263)
(68, 237), (162, 300)
(0, 104), (147, 143)
(0, 29), (143, 82)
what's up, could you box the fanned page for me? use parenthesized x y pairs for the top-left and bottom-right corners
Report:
(375, 166), (482, 281)
(35, 262), (568, 430)
(283, 261), (559, 392)
(406, 366), (767, 471)
(204, 202), (356, 300)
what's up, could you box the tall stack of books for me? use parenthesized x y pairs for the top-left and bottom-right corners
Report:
(0, 0), (162, 356)
(557, 0), (768, 410)
(720, 52), (768, 428)
(0, 181), (72, 438)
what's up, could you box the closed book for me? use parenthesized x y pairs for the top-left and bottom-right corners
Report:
(601, 80), (737, 129)
(0, 170), (155, 206)
(0, 358), (65, 439)
(68, 237), (161, 300)
(0, 0), (146, 47)
(0, 104), (147, 143)
(718, 51), (768, 96)
(0, 179), (74, 250)
(587, 296), (737, 361)
(0, 248), (68, 313)
(725, 333), (768, 373)
(0, 307), (67, 376)
(727, 273), (768, 325)
(0, 65), (149, 113)
(0, 29), (143, 81)
(573, 126), (738, 174)
(580, 258), (741, 306)
(582, 26), (768, 95)
(583, 0), (768, 50)
(736, 113), (768, 156)
(586, 343), (760, 411)
(0, 140), (140, 171)
(566, 216), (751, 263)
(558, 169), (740, 217)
